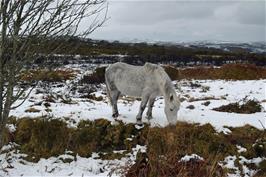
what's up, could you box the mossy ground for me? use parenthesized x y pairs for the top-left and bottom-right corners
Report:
(2, 117), (265, 176)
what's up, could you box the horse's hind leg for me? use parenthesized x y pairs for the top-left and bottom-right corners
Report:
(146, 96), (156, 120)
(110, 89), (120, 118)
(105, 74), (120, 118)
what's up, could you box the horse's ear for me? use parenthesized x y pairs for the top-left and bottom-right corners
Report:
(170, 94), (174, 102)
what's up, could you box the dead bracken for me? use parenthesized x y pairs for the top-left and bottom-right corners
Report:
(20, 69), (76, 83)
(25, 107), (41, 113)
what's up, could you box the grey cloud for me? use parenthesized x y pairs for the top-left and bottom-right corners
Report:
(235, 2), (265, 26)
(111, 2), (216, 25)
(89, 1), (265, 42)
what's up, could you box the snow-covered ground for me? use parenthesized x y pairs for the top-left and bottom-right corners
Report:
(9, 79), (266, 131)
(1, 65), (265, 177)
(0, 143), (146, 177)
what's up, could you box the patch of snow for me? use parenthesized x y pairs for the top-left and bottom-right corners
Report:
(126, 138), (133, 141)
(222, 156), (237, 169)
(58, 154), (75, 160)
(239, 156), (265, 177)
(221, 155), (265, 177)
(236, 145), (247, 153)
(217, 127), (232, 134)
(221, 156), (241, 177)
(239, 156), (265, 167)
(5, 124), (16, 133)
(113, 150), (127, 154)
(179, 154), (204, 162)
(135, 145), (147, 153)
(0, 143), (18, 152)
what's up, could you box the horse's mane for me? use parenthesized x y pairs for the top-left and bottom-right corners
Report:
(144, 62), (159, 72)
(144, 62), (174, 93)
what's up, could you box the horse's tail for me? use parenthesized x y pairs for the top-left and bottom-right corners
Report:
(105, 67), (112, 105)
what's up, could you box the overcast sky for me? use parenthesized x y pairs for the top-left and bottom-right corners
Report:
(88, 0), (265, 42)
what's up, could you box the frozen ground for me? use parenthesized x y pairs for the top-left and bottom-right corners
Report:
(9, 79), (266, 131)
(1, 66), (265, 177)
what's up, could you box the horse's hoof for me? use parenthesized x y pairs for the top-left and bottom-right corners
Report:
(135, 123), (144, 129)
(112, 112), (119, 118)
(135, 119), (143, 128)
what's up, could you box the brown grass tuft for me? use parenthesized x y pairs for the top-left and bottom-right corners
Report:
(20, 69), (76, 82)
(25, 107), (41, 113)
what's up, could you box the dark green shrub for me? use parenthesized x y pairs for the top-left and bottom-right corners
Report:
(213, 100), (262, 114)
(80, 67), (106, 85)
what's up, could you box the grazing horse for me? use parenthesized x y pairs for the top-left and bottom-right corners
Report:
(105, 62), (180, 125)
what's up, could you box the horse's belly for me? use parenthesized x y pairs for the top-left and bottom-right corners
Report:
(113, 70), (146, 97)
(116, 83), (143, 97)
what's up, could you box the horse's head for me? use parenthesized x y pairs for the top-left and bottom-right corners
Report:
(164, 92), (180, 125)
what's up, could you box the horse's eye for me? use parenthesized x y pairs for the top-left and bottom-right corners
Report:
(170, 108), (173, 111)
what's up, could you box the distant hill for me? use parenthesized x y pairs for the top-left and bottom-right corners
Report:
(30, 37), (266, 67)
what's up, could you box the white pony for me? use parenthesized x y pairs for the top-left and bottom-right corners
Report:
(105, 62), (180, 125)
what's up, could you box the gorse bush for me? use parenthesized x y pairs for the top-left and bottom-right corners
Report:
(79, 66), (106, 85)
(15, 118), (72, 161)
(8, 118), (148, 162)
(213, 100), (262, 114)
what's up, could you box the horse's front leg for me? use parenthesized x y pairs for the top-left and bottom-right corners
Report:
(146, 96), (156, 120)
(136, 94), (149, 125)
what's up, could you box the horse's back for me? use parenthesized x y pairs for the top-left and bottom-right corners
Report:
(106, 62), (159, 74)
(105, 62), (161, 97)
(106, 62), (135, 75)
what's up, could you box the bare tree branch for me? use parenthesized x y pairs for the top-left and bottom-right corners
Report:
(0, 0), (108, 146)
